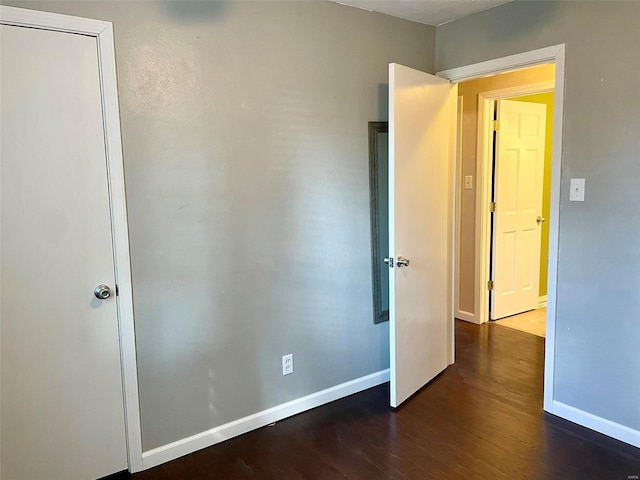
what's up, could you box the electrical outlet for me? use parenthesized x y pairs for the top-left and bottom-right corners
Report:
(282, 354), (293, 376)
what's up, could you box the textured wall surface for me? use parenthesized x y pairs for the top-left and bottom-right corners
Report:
(2, 0), (434, 450)
(438, 0), (640, 431)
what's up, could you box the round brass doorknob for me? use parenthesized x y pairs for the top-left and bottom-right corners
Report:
(94, 284), (112, 300)
(537, 216), (546, 224)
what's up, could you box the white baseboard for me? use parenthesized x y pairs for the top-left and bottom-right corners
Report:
(547, 400), (640, 448)
(538, 295), (547, 308)
(455, 309), (479, 324)
(141, 369), (390, 470)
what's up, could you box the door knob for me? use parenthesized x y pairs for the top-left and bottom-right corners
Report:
(94, 284), (112, 300)
(537, 216), (546, 224)
(396, 256), (410, 267)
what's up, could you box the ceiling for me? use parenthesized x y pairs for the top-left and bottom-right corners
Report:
(332, 0), (512, 26)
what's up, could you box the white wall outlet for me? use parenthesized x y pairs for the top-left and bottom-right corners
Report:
(464, 175), (473, 190)
(282, 354), (293, 375)
(569, 178), (586, 202)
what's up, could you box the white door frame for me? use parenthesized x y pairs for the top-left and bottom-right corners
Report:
(478, 81), (554, 325)
(437, 44), (565, 413)
(0, 6), (143, 472)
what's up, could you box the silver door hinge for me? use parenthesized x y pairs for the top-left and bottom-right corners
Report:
(492, 120), (500, 131)
(489, 202), (496, 212)
(487, 280), (494, 290)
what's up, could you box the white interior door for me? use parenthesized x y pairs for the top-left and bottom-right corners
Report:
(1, 24), (128, 479)
(388, 64), (456, 408)
(491, 99), (547, 320)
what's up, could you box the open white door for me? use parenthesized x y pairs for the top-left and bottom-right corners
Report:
(491, 100), (547, 320)
(388, 64), (456, 408)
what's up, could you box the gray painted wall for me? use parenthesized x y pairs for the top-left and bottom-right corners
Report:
(2, 0), (434, 450)
(437, 0), (640, 431)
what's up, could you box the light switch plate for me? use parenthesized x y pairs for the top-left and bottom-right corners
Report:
(464, 175), (473, 190)
(569, 178), (586, 202)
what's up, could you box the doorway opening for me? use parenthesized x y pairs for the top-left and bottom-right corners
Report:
(452, 62), (555, 331)
(479, 69), (555, 337)
(438, 44), (565, 413)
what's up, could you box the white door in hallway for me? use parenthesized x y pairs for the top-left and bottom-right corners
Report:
(0, 24), (128, 479)
(491, 99), (547, 320)
(388, 64), (456, 408)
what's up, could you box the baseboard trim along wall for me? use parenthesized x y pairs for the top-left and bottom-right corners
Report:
(141, 369), (391, 470)
(455, 310), (478, 324)
(549, 400), (640, 448)
(538, 295), (548, 308)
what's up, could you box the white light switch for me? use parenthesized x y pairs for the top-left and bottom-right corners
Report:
(464, 175), (473, 190)
(569, 178), (586, 202)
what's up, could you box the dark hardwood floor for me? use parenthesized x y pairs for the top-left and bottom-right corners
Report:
(133, 321), (640, 479)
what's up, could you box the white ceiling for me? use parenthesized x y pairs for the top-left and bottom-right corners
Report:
(333, 0), (512, 26)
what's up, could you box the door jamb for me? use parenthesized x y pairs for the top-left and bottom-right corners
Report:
(0, 6), (144, 472)
(437, 44), (566, 413)
(450, 95), (464, 364)
(477, 81), (554, 325)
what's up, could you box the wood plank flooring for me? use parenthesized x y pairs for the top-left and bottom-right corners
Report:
(132, 321), (640, 479)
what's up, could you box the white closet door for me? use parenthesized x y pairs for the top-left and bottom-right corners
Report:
(1, 24), (128, 480)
